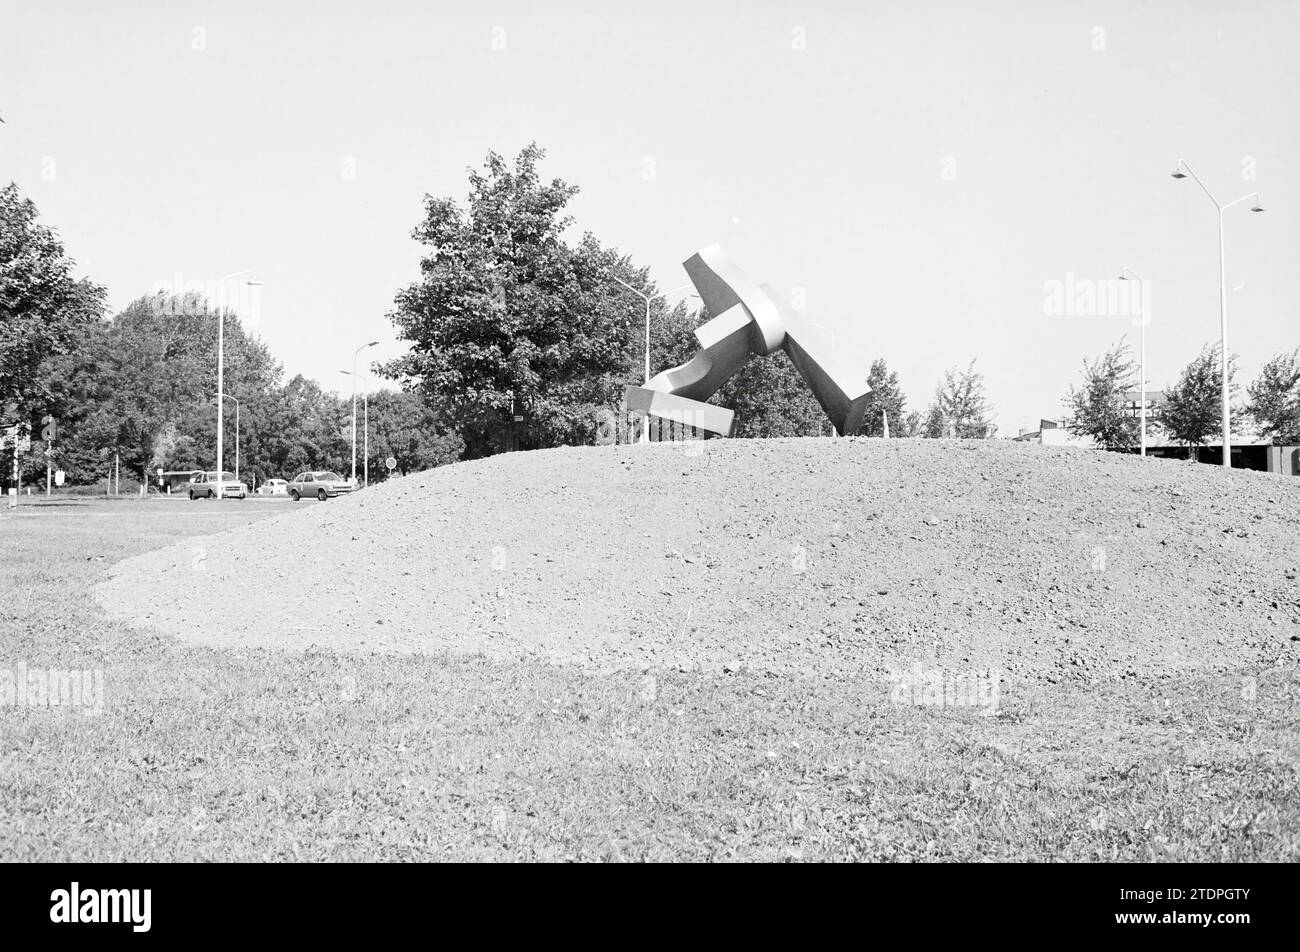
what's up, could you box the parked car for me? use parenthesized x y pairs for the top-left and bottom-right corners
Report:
(159, 470), (203, 494)
(188, 471), (247, 500)
(287, 471), (354, 501)
(256, 478), (289, 496)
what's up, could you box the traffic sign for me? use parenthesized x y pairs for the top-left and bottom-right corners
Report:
(385, 457), (397, 471)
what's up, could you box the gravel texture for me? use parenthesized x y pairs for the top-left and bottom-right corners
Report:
(95, 438), (1300, 684)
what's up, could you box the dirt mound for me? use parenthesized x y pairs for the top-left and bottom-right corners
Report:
(95, 438), (1300, 683)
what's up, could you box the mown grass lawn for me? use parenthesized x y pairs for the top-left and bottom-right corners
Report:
(1, 496), (1296, 861)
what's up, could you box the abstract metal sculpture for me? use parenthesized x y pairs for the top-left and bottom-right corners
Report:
(625, 245), (871, 438)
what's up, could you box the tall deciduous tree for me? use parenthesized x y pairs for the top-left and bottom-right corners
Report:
(856, 359), (908, 437)
(641, 297), (699, 380)
(1246, 348), (1300, 445)
(243, 374), (351, 482)
(381, 144), (638, 459)
(46, 293), (284, 484)
(901, 410), (922, 437)
(1163, 343), (1240, 452)
(0, 183), (105, 415)
(923, 361), (994, 438)
(1062, 338), (1138, 449)
(922, 402), (946, 439)
(716, 351), (827, 438)
(360, 389), (464, 479)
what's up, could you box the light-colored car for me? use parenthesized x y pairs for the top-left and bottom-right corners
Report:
(256, 478), (289, 496)
(189, 471), (247, 500)
(287, 471), (354, 502)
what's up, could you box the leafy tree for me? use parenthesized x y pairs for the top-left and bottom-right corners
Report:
(641, 297), (700, 380)
(901, 410), (922, 437)
(46, 294), (289, 485)
(922, 402), (946, 438)
(254, 374), (351, 480)
(0, 182), (105, 414)
(381, 144), (638, 459)
(716, 350), (827, 438)
(20, 278), (461, 488)
(1163, 343), (1240, 452)
(1062, 338), (1138, 448)
(1246, 348), (1300, 445)
(923, 361), (994, 438)
(361, 389), (464, 479)
(855, 359), (907, 437)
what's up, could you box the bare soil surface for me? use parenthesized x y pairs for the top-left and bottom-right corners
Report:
(95, 438), (1300, 684)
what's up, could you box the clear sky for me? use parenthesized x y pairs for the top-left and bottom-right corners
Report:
(3, 0), (1296, 435)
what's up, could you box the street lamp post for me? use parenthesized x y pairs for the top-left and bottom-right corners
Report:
(349, 341), (378, 484)
(1117, 268), (1149, 457)
(1171, 159), (1264, 468)
(340, 369), (372, 487)
(220, 394), (241, 483)
(215, 271), (261, 498)
(611, 277), (697, 443)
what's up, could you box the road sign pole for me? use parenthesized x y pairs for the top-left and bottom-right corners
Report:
(42, 415), (55, 496)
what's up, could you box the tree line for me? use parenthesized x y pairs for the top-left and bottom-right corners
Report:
(1, 184), (461, 489)
(17, 142), (1294, 476)
(3, 146), (1002, 491)
(1064, 337), (1300, 450)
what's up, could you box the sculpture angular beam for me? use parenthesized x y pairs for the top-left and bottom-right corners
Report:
(624, 386), (735, 437)
(624, 245), (870, 438)
(643, 304), (751, 403)
(765, 284), (872, 436)
(682, 246), (786, 357)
